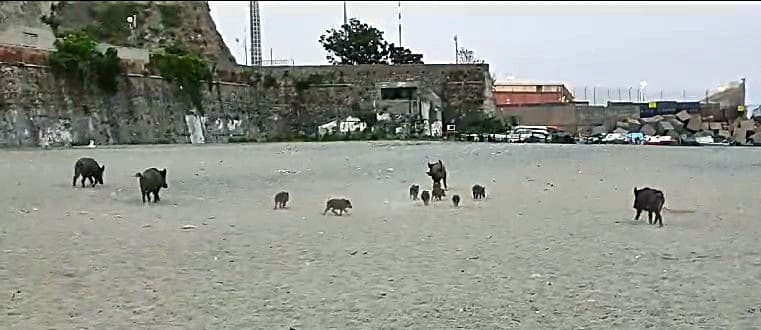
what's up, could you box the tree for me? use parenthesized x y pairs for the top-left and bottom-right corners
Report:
(457, 47), (485, 64)
(318, 18), (424, 65)
(388, 43), (424, 65)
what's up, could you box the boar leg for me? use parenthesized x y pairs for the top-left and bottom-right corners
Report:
(443, 176), (448, 190)
(323, 207), (330, 215)
(81, 176), (87, 188)
(331, 208), (340, 216)
(153, 190), (160, 202)
(656, 212), (663, 227)
(647, 211), (653, 225)
(634, 209), (642, 220)
(72, 171), (80, 187)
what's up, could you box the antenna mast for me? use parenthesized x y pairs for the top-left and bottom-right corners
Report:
(249, 1), (262, 66)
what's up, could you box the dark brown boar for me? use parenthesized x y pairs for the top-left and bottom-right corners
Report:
(633, 187), (665, 227)
(72, 157), (105, 188)
(135, 168), (168, 204)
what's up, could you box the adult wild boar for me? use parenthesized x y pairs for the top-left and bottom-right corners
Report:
(135, 168), (169, 204)
(426, 160), (448, 190)
(72, 157), (105, 188)
(633, 187), (665, 227)
(323, 198), (352, 216)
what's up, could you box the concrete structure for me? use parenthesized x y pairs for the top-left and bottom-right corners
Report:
(493, 81), (573, 106)
(703, 78), (746, 121)
(498, 103), (640, 133)
(0, 45), (494, 147)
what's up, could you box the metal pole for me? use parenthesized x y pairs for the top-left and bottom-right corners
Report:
(628, 87), (632, 101)
(454, 35), (458, 64)
(593, 87), (596, 105)
(343, 1), (348, 25)
(397, 1), (402, 46)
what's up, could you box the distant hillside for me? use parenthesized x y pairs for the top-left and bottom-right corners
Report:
(2, 1), (236, 68)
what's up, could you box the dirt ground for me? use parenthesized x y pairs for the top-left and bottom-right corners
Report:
(2, 141), (761, 329)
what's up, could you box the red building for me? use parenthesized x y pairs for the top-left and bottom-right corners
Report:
(493, 81), (574, 106)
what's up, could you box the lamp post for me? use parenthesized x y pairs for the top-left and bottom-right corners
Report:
(454, 35), (458, 64)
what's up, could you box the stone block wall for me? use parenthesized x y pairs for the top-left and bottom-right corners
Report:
(0, 60), (494, 147)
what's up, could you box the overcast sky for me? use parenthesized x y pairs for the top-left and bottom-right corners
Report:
(210, 1), (761, 104)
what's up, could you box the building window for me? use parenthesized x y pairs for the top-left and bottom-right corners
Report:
(536, 85), (543, 93)
(381, 87), (417, 100)
(22, 32), (38, 47)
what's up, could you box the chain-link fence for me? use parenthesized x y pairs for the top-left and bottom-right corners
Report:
(569, 86), (712, 105)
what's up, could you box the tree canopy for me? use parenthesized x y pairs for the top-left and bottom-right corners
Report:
(318, 18), (424, 65)
(457, 47), (485, 64)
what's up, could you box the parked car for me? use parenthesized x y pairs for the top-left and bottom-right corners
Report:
(507, 126), (551, 143)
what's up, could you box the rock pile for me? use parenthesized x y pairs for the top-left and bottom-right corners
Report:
(593, 110), (761, 145)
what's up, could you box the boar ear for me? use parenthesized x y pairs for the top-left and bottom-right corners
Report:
(633, 187), (638, 194)
(101, 165), (105, 172)
(160, 168), (167, 175)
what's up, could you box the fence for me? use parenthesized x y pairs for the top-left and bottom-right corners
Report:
(569, 86), (714, 105)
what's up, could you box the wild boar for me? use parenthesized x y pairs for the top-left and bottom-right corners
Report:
(409, 184), (420, 200)
(135, 168), (168, 204)
(72, 157), (105, 188)
(323, 198), (352, 216)
(472, 184), (486, 200)
(452, 194), (461, 207)
(432, 182), (446, 201)
(274, 191), (290, 209)
(420, 190), (431, 206)
(426, 160), (448, 190)
(633, 187), (665, 227)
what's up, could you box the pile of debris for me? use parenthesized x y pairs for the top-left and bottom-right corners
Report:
(592, 110), (761, 145)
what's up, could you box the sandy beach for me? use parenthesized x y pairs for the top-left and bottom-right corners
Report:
(2, 141), (761, 329)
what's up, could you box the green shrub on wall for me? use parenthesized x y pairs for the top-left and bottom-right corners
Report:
(47, 32), (124, 94)
(149, 43), (211, 111)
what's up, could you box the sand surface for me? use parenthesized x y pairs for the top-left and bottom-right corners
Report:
(2, 141), (761, 329)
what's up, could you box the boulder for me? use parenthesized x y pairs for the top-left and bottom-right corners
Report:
(740, 120), (756, 130)
(641, 115), (664, 124)
(733, 127), (748, 145)
(657, 120), (675, 133)
(686, 114), (703, 132)
(667, 118), (684, 133)
(613, 127), (629, 134)
(626, 118), (641, 132)
(640, 124), (657, 136)
(676, 110), (691, 122)
(750, 132), (761, 144)
(591, 125), (608, 136)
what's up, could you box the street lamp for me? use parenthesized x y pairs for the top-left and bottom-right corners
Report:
(454, 35), (458, 64)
